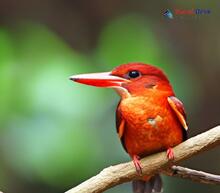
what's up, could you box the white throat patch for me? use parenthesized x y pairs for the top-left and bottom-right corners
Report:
(112, 86), (131, 99)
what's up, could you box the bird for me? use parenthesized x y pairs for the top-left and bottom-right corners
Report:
(70, 62), (188, 193)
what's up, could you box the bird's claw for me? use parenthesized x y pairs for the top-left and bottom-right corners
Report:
(132, 155), (143, 175)
(166, 147), (174, 160)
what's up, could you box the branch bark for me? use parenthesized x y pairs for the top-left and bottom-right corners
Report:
(163, 165), (220, 185)
(65, 125), (220, 193)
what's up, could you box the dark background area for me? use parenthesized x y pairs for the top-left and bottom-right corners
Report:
(0, 1), (219, 193)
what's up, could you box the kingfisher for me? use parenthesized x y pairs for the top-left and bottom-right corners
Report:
(70, 62), (188, 193)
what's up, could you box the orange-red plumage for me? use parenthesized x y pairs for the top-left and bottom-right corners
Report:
(112, 63), (187, 159)
(70, 62), (188, 193)
(117, 94), (184, 157)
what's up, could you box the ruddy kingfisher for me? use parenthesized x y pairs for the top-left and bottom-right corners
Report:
(70, 62), (188, 193)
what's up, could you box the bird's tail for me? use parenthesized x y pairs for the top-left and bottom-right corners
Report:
(132, 174), (163, 193)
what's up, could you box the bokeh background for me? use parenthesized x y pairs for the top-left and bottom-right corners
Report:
(0, 1), (219, 193)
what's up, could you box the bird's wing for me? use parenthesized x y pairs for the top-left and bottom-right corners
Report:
(168, 96), (188, 140)
(116, 102), (127, 152)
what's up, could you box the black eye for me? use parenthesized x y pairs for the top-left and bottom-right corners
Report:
(128, 70), (141, 79)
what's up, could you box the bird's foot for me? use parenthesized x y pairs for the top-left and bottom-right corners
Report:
(166, 147), (174, 160)
(132, 155), (142, 175)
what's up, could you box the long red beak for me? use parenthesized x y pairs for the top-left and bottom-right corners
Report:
(69, 72), (129, 87)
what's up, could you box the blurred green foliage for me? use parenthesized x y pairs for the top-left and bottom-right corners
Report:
(0, 23), (107, 187)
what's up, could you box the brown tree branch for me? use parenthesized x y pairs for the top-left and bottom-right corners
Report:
(65, 125), (220, 193)
(162, 165), (220, 185)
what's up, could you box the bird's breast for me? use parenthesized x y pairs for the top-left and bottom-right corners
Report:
(119, 95), (183, 158)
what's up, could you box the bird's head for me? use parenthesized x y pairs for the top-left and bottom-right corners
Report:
(70, 62), (172, 98)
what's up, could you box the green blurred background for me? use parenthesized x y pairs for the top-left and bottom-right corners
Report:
(0, 1), (219, 193)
